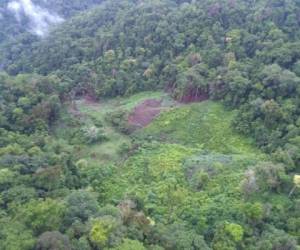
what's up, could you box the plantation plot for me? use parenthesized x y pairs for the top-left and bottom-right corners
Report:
(136, 101), (259, 154)
(128, 99), (163, 128)
(128, 98), (178, 128)
(64, 92), (173, 164)
(98, 100), (265, 232)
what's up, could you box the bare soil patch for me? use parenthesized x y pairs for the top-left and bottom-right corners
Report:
(83, 94), (99, 106)
(128, 99), (165, 128)
(179, 87), (209, 103)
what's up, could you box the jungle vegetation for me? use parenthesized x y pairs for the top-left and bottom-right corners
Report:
(0, 0), (299, 249)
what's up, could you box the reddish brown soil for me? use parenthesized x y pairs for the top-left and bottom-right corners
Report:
(128, 99), (163, 128)
(165, 84), (209, 103)
(179, 87), (209, 103)
(180, 92), (209, 103)
(83, 94), (98, 105)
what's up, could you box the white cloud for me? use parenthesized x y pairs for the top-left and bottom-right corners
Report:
(7, 0), (64, 36)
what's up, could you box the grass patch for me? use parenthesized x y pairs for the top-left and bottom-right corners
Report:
(99, 142), (262, 226)
(55, 92), (167, 164)
(99, 142), (200, 222)
(138, 101), (259, 154)
(76, 91), (167, 122)
(95, 100), (265, 226)
(75, 92), (167, 163)
(56, 93), (269, 229)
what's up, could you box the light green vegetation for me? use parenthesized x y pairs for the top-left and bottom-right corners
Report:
(77, 91), (167, 120)
(94, 97), (265, 229)
(55, 92), (168, 164)
(56, 95), (266, 226)
(77, 92), (167, 163)
(2, 0), (300, 247)
(138, 101), (259, 154)
(51, 92), (295, 250)
(101, 143), (260, 226)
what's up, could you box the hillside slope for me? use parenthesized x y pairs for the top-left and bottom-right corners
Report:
(0, 0), (299, 249)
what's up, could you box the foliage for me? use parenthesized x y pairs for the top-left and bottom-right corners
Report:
(112, 238), (146, 250)
(138, 101), (258, 154)
(0, 0), (300, 249)
(36, 231), (72, 250)
(0, 220), (35, 250)
(81, 125), (107, 144)
(15, 199), (66, 235)
(254, 226), (298, 250)
(64, 190), (99, 226)
(89, 216), (119, 248)
(212, 222), (244, 250)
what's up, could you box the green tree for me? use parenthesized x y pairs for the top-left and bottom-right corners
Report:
(254, 162), (288, 192)
(112, 239), (146, 250)
(0, 220), (35, 250)
(255, 226), (297, 250)
(36, 231), (72, 250)
(16, 199), (65, 235)
(64, 190), (99, 226)
(212, 222), (244, 250)
(89, 216), (119, 249)
(151, 223), (211, 250)
(241, 202), (263, 223)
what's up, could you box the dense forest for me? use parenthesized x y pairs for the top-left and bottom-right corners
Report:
(0, 0), (300, 249)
